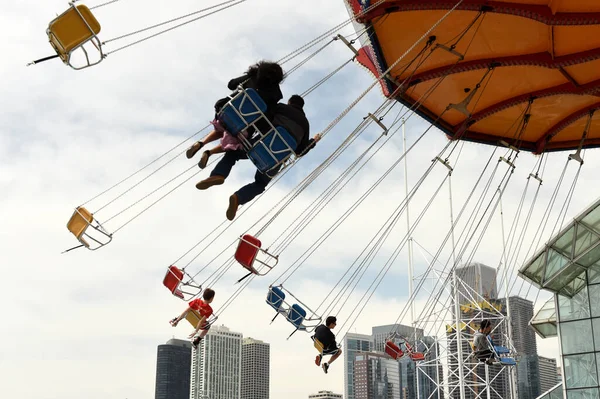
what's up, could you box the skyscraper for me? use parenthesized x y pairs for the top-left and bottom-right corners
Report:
(344, 333), (373, 399)
(241, 337), (269, 399)
(155, 338), (192, 399)
(456, 263), (499, 303)
(538, 357), (559, 394)
(190, 325), (243, 399)
(354, 352), (402, 399)
(499, 296), (540, 399)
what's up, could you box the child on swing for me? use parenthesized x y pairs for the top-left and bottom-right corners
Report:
(169, 288), (215, 349)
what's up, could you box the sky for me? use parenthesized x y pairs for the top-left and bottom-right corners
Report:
(2, 1), (600, 398)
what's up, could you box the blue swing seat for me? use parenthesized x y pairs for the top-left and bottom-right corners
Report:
(499, 357), (517, 366)
(218, 89), (267, 136)
(266, 286), (286, 311)
(286, 304), (307, 330)
(494, 345), (510, 355)
(247, 126), (297, 175)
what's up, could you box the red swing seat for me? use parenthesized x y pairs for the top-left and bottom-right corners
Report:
(235, 234), (262, 273)
(385, 341), (404, 360)
(234, 234), (278, 276)
(163, 265), (184, 299)
(404, 342), (425, 361)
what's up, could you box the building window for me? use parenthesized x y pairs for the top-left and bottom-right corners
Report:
(564, 353), (599, 389)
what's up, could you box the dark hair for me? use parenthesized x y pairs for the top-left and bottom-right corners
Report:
(480, 319), (491, 330)
(203, 288), (215, 301)
(326, 316), (337, 326)
(288, 94), (304, 109)
(246, 60), (284, 87)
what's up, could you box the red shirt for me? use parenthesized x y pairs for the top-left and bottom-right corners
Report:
(189, 299), (213, 319)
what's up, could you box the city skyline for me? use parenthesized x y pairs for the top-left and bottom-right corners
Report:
(155, 327), (270, 399)
(154, 301), (561, 399)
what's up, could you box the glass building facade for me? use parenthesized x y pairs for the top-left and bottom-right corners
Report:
(519, 197), (600, 399)
(154, 338), (192, 399)
(344, 333), (373, 399)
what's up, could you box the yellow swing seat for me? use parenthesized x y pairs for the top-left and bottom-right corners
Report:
(312, 336), (339, 355)
(185, 309), (218, 329)
(66, 206), (112, 251)
(47, 3), (103, 70)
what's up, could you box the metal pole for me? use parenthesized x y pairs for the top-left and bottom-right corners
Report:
(450, 176), (467, 399)
(486, 364), (491, 399)
(499, 197), (518, 399)
(403, 119), (416, 339)
(435, 336), (441, 399)
(417, 363), (421, 399)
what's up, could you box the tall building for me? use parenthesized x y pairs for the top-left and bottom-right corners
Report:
(155, 338), (192, 399)
(499, 296), (540, 399)
(241, 337), (269, 399)
(538, 357), (558, 394)
(308, 390), (343, 399)
(190, 325), (243, 399)
(344, 333), (373, 399)
(354, 352), (401, 399)
(456, 263), (498, 303)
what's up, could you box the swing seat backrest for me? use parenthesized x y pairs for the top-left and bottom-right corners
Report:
(185, 309), (215, 329)
(218, 89), (267, 136)
(385, 341), (404, 360)
(48, 5), (101, 61)
(494, 345), (510, 355)
(312, 336), (325, 353)
(266, 286), (285, 311)
(410, 352), (425, 361)
(163, 266), (184, 299)
(286, 304), (307, 329)
(67, 206), (94, 247)
(247, 126), (297, 174)
(185, 309), (203, 328)
(235, 234), (261, 272)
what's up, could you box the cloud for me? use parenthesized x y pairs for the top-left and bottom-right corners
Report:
(3, 1), (597, 398)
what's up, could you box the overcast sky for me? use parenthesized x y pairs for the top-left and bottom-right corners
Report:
(2, 1), (599, 398)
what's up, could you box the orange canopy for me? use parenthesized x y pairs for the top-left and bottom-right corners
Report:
(349, 0), (600, 153)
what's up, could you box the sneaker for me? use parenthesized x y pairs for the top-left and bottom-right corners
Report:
(315, 354), (322, 366)
(226, 194), (239, 221)
(322, 362), (329, 374)
(198, 151), (210, 169)
(186, 141), (204, 159)
(196, 175), (225, 190)
(192, 336), (203, 349)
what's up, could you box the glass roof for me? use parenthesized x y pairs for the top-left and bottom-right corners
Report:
(537, 382), (563, 399)
(530, 298), (558, 339)
(519, 198), (600, 296)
